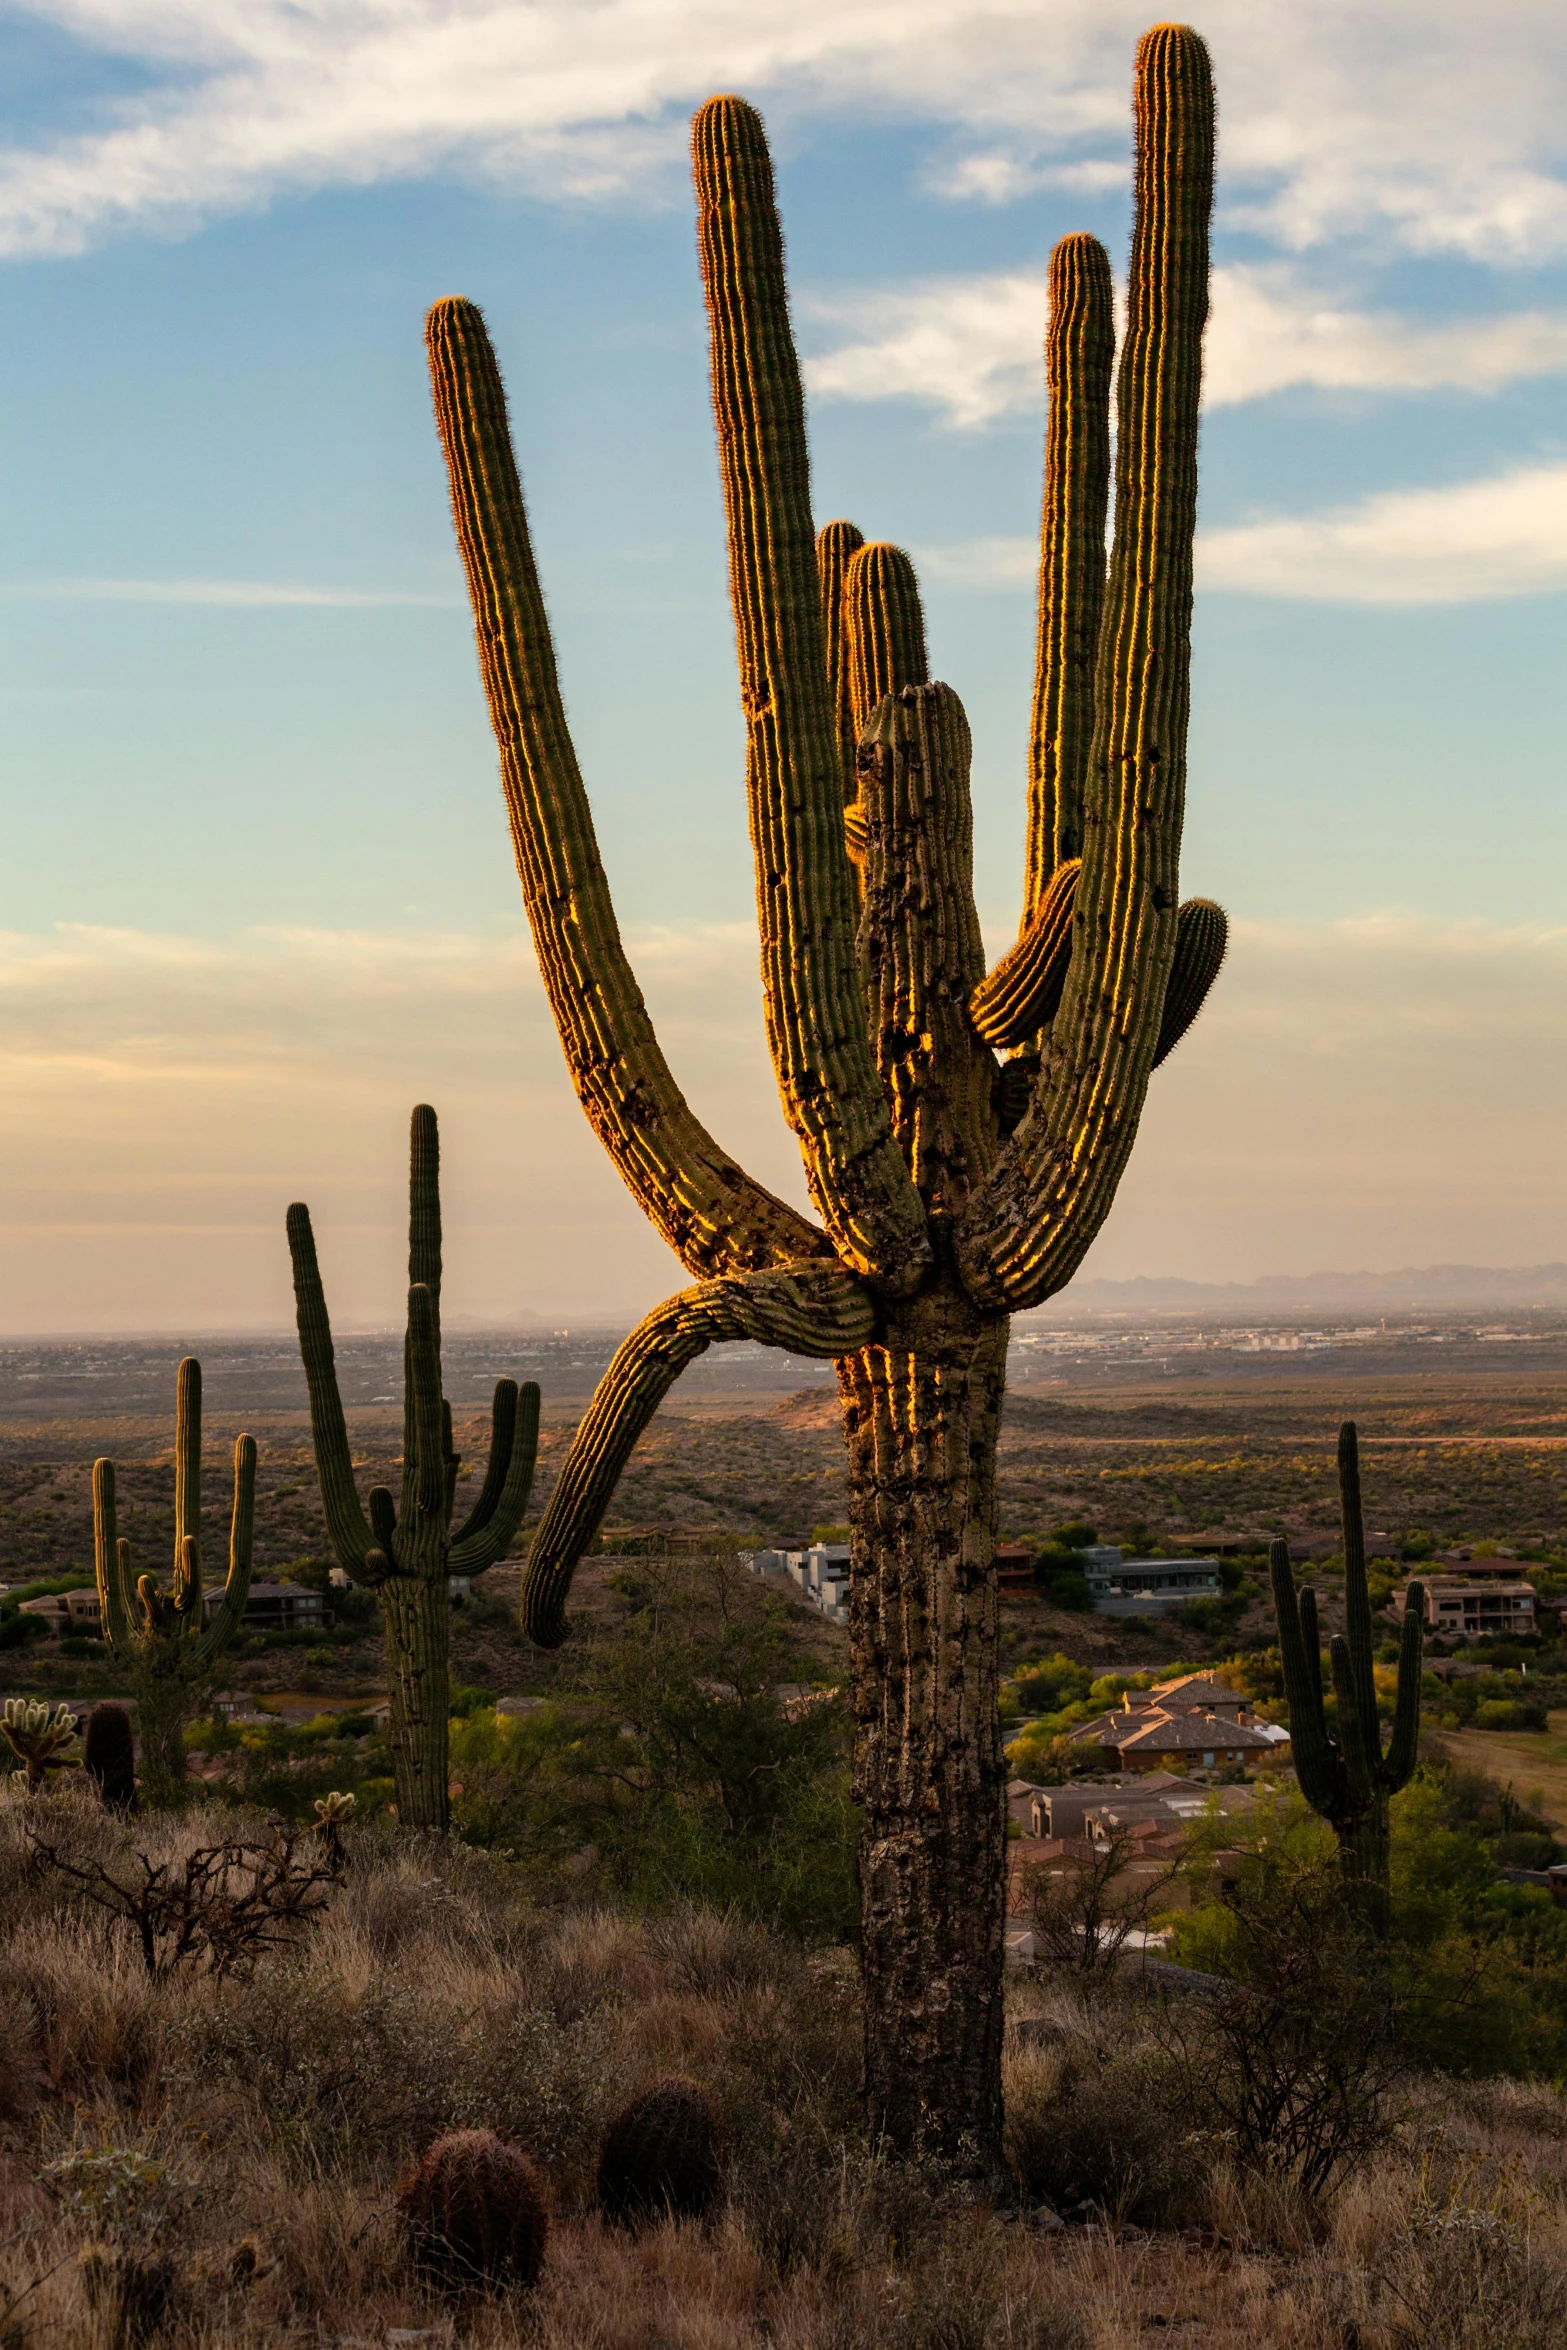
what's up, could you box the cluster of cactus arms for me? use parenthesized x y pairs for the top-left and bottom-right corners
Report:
(287, 1105), (539, 1832)
(2, 1696), (78, 1790)
(427, 24), (1219, 2166)
(94, 1360), (255, 1803)
(1270, 1421), (1426, 1939)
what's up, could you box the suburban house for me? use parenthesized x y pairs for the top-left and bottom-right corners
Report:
(1394, 1576), (1539, 1641)
(744, 1544), (850, 1624)
(1065, 1671), (1287, 1774)
(1079, 1546), (1225, 1616)
(19, 1576), (327, 1637)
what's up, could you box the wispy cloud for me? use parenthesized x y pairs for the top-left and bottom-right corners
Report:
(2, 4), (1567, 261)
(0, 577), (450, 607)
(916, 460), (1567, 606)
(804, 263), (1567, 430)
(1197, 458), (1567, 603)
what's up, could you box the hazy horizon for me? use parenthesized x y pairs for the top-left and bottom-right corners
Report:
(0, 3), (1563, 1332)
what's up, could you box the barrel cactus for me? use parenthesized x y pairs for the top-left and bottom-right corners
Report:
(427, 26), (1219, 2166)
(596, 2079), (721, 2229)
(84, 1701), (138, 1811)
(396, 2129), (548, 2292)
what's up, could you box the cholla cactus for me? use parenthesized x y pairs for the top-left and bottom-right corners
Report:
(427, 27), (1218, 2166)
(1270, 1421), (1426, 1937)
(312, 1788), (356, 1868)
(2, 1697), (78, 1791)
(288, 1106), (540, 1831)
(94, 1358), (255, 1804)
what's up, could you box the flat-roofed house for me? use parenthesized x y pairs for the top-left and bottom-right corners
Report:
(1395, 1578), (1537, 1642)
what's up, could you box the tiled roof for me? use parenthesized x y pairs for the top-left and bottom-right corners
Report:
(1115, 1711), (1277, 1754)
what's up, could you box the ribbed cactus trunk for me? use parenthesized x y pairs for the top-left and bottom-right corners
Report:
(427, 26), (1218, 2170)
(844, 1306), (1008, 2158)
(379, 1521), (452, 1831)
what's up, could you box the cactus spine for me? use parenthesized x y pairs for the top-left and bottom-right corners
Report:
(287, 1106), (539, 1832)
(93, 1360), (255, 1804)
(428, 27), (1220, 2167)
(1270, 1421), (1425, 1938)
(2, 1697), (78, 1790)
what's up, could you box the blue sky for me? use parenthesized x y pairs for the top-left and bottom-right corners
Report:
(0, 1), (1564, 1331)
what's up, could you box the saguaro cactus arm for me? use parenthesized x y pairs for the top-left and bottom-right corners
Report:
(173, 1356), (202, 1623)
(954, 26), (1215, 1314)
(1269, 1535), (1346, 1820)
(193, 1435), (256, 1666)
(426, 298), (826, 1285)
(522, 1264), (876, 1645)
(1027, 232), (1114, 910)
(287, 1202), (377, 1578)
(1385, 1579), (1426, 1787)
(93, 1459), (134, 1655)
(1153, 898), (1228, 1066)
(693, 96), (930, 1296)
(1337, 1420), (1381, 1764)
(969, 861), (1080, 1049)
(450, 1378), (541, 1571)
(817, 518), (866, 800)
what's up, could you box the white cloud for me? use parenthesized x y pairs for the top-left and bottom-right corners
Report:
(3, 3), (1567, 261)
(1197, 458), (1567, 603)
(804, 262), (1567, 430)
(0, 577), (450, 606)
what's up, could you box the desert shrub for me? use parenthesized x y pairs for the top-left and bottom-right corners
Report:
(1003, 2021), (1191, 2225)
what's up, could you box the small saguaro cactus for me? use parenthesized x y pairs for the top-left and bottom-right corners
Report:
(287, 1106), (540, 1832)
(396, 2128), (549, 2293)
(84, 1701), (138, 1811)
(428, 26), (1221, 2167)
(1270, 1421), (1425, 1938)
(2, 1697), (78, 1791)
(94, 1360), (255, 1804)
(596, 2080), (721, 2230)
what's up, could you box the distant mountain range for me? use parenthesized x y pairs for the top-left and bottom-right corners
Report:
(1027, 1264), (1567, 1319)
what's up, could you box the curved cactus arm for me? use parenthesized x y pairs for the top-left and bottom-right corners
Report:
(1270, 1538), (1343, 1818)
(452, 1380), (540, 1574)
(522, 1263), (877, 1647)
(1384, 1579), (1426, 1791)
(451, 1379), (517, 1548)
(692, 98), (930, 1297)
(969, 861), (1080, 1050)
(286, 1201), (376, 1578)
(173, 1357), (202, 1625)
(1152, 899), (1228, 1068)
(1027, 231), (1114, 913)
(953, 27), (1214, 1314)
(195, 1434), (257, 1668)
(1337, 1421), (1383, 1768)
(425, 298), (825, 1286)
(816, 519), (865, 801)
(93, 1458), (136, 1658)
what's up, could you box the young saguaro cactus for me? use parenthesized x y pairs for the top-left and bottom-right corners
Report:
(1270, 1421), (1426, 1939)
(427, 27), (1220, 2169)
(287, 1106), (539, 1832)
(94, 1359), (255, 1803)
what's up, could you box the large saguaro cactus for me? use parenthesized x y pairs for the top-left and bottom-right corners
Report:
(287, 1107), (539, 1831)
(94, 1358), (256, 1804)
(428, 26), (1220, 2167)
(1270, 1421), (1425, 1939)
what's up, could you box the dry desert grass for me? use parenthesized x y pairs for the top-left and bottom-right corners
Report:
(1, 1789), (1565, 2349)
